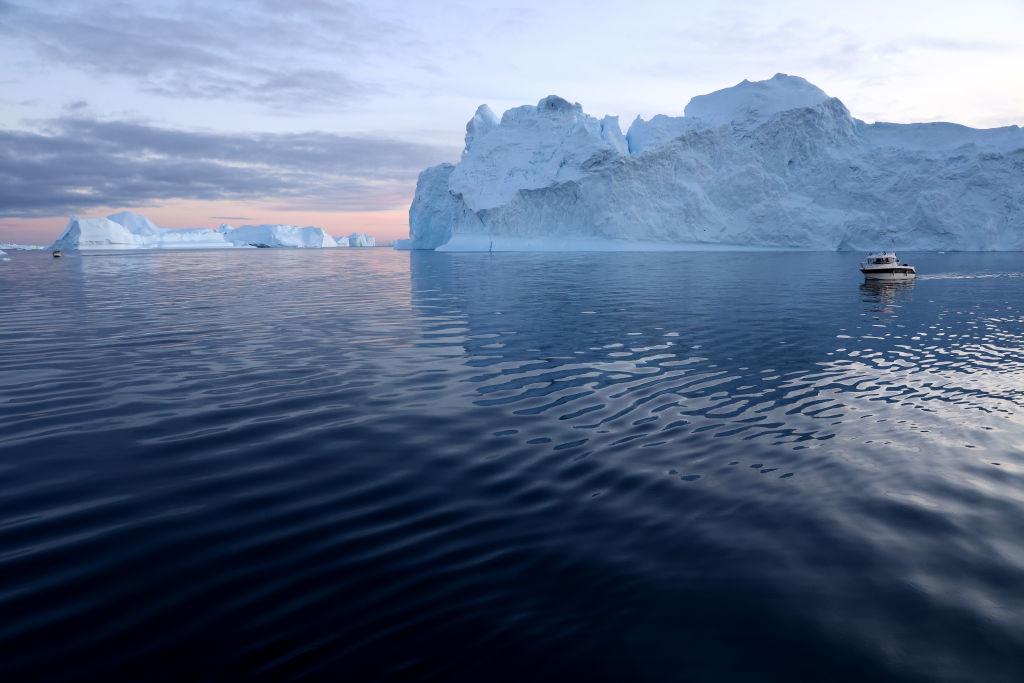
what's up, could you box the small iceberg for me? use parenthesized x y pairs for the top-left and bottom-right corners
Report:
(0, 243), (45, 251)
(337, 232), (376, 247)
(48, 212), (373, 251)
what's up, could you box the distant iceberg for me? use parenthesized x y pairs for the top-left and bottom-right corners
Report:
(223, 224), (338, 249)
(0, 249), (8, 262)
(48, 212), (369, 251)
(406, 74), (1024, 251)
(337, 232), (376, 247)
(0, 243), (45, 251)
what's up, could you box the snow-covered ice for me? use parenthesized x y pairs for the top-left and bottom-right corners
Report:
(406, 74), (1024, 251)
(48, 212), (366, 251)
(683, 73), (830, 128)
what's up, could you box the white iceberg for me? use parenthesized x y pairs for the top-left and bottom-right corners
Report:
(406, 73), (1024, 251)
(0, 249), (9, 262)
(222, 224), (338, 248)
(50, 216), (149, 250)
(49, 212), (343, 250)
(338, 232), (376, 247)
(0, 243), (45, 250)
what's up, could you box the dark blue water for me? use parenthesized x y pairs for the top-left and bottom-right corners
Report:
(2, 249), (1023, 681)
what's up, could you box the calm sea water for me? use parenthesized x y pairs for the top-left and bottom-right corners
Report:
(1, 249), (1023, 681)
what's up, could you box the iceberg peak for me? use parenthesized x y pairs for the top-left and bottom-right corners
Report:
(464, 104), (499, 155)
(537, 95), (578, 114)
(107, 211), (161, 236)
(448, 94), (627, 212)
(683, 73), (831, 127)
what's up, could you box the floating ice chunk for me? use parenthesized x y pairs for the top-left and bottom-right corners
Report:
(0, 243), (45, 250)
(342, 232), (376, 247)
(223, 224), (338, 248)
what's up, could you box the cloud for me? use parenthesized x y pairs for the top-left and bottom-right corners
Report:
(0, 0), (414, 108)
(0, 115), (459, 217)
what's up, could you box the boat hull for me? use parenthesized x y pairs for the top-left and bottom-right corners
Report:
(861, 270), (915, 281)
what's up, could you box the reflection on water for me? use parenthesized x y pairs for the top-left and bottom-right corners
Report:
(860, 279), (915, 309)
(1, 249), (1023, 681)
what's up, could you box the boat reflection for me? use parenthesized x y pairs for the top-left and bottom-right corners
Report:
(859, 279), (915, 312)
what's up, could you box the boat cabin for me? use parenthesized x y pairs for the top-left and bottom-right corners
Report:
(865, 252), (898, 265)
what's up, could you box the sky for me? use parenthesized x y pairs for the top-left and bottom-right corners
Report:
(1, 0), (1022, 244)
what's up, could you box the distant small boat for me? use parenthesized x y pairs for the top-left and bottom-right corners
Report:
(52, 250), (63, 258)
(860, 252), (915, 281)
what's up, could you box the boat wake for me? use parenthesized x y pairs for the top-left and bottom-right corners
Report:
(917, 271), (1024, 281)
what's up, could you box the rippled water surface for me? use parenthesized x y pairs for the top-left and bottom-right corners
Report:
(2, 249), (1024, 681)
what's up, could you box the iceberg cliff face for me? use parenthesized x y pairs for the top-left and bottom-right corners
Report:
(49, 212), (356, 250)
(407, 74), (1024, 251)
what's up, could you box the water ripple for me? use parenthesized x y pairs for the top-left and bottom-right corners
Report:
(1, 249), (1023, 681)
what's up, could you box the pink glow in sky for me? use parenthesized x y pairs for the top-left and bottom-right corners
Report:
(0, 203), (411, 246)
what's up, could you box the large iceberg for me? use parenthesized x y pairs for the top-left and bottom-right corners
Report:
(49, 212), (353, 250)
(406, 74), (1024, 251)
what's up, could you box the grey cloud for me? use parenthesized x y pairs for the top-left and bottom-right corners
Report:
(0, 116), (459, 217)
(0, 0), (412, 108)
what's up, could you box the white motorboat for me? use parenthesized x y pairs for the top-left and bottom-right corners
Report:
(860, 252), (915, 281)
